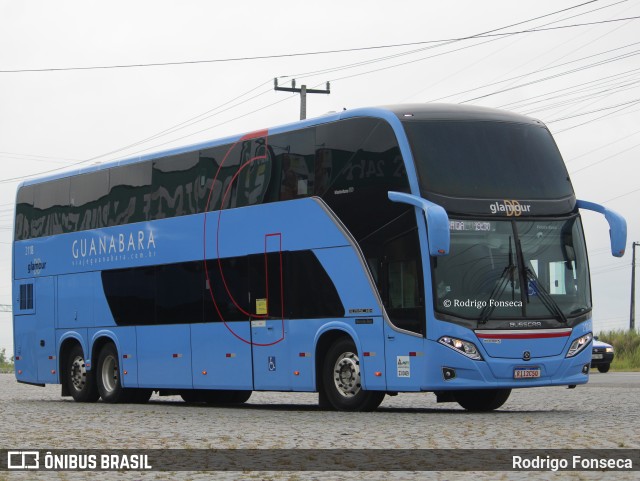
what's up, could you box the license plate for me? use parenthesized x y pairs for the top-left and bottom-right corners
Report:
(514, 367), (541, 379)
(592, 353), (603, 360)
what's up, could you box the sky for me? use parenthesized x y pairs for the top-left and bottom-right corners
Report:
(0, 0), (639, 357)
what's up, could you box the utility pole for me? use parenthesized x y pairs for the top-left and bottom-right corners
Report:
(274, 78), (330, 120)
(631, 242), (640, 331)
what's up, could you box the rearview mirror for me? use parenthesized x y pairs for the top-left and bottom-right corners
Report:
(577, 200), (627, 257)
(388, 191), (450, 256)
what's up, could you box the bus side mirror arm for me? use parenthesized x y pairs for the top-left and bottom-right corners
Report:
(388, 191), (450, 256)
(576, 200), (627, 257)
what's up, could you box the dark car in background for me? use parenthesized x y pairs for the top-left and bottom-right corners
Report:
(591, 338), (614, 373)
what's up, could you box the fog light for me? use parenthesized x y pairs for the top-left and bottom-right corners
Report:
(582, 364), (590, 374)
(442, 367), (456, 380)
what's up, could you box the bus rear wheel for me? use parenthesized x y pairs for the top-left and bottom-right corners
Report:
(321, 338), (385, 412)
(97, 342), (133, 403)
(65, 344), (99, 403)
(454, 389), (511, 412)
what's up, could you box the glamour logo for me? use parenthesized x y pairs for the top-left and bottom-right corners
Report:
(489, 200), (531, 216)
(27, 259), (47, 275)
(72, 230), (156, 259)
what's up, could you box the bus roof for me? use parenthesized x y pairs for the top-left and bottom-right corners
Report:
(18, 103), (542, 188)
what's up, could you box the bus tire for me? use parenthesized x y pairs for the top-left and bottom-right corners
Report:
(65, 344), (99, 403)
(321, 337), (385, 412)
(96, 342), (132, 403)
(454, 389), (511, 412)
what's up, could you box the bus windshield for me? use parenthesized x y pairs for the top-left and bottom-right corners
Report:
(433, 216), (591, 322)
(404, 120), (574, 200)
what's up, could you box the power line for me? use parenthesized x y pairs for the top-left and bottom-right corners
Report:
(0, 79), (275, 184)
(329, 17), (640, 85)
(501, 67), (640, 111)
(8, 9), (639, 75)
(547, 97), (640, 123)
(461, 49), (640, 103)
(402, 0), (633, 102)
(431, 40), (640, 103)
(292, 0), (611, 82)
(569, 140), (640, 174)
(519, 77), (640, 115)
(0, 4), (596, 181)
(552, 97), (640, 133)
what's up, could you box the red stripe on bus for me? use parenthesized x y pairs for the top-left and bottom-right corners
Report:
(240, 129), (268, 141)
(476, 331), (571, 340)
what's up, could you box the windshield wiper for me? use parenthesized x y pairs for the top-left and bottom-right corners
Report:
(523, 266), (568, 325)
(478, 237), (516, 325)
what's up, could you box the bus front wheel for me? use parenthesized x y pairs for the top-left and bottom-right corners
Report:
(454, 389), (511, 412)
(65, 344), (99, 403)
(321, 338), (385, 412)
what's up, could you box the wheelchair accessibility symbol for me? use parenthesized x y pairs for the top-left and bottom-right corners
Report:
(268, 356), (276, 371)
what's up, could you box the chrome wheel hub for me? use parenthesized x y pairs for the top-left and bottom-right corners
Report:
(70, 355), (87, 391)
(333, 351), (362, 398)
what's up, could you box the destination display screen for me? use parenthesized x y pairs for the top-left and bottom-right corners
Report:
(449, 220), (494, 232)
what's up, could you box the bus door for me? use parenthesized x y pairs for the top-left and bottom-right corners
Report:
(380, 230), (426, 392)
(250, 236), (291, 391)
(14, 277), (57, 384)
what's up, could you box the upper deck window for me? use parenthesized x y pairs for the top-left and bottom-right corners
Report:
(403, 121), (574, 200)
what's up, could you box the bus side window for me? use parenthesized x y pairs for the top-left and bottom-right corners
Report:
(18, 283), (34, 312)
(15, 185), (34, 241)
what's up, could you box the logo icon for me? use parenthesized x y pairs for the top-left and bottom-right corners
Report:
(489, 200), (531, 216)
(7, 451), (40, 470)
(523, 351), (531, 361)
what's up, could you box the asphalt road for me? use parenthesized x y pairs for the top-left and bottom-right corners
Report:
(1, 372), (638, 480)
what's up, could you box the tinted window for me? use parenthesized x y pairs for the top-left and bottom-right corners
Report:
(200, 136), (272, 212)
(204, 257), (250, 322)
(32, 177), (70, 238)
(156, 262), (203, 324)
(102, 252), (344, 325)
(15, 185), (34, 241)
(151, 153), (201, 219)
(360, 210), (425, 334)
(269, 128), (316, 201)
(70, 170), (110, 232)
(102, 266), (156, 325)
(404, 121), (573, 200)
(249, 252), (284, 319)
(317, 118), (410, 242)
(108, 162), (151, 226)
(287, 251), (344, 319)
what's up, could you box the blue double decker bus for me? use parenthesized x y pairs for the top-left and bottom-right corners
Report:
(12, 104), (626, 411)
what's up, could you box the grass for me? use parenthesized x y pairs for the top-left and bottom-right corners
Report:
(0, 348), (14, 373)
(597, 329), (640, 371)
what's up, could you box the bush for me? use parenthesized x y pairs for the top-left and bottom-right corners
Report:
(598, 330), (640, 371)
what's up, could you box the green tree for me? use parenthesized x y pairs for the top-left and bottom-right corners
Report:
(0, 348), (6, 364)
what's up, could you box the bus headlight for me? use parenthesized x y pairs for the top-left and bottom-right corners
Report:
(438, 336), (483, 360)
(566, 333), (593, 358)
